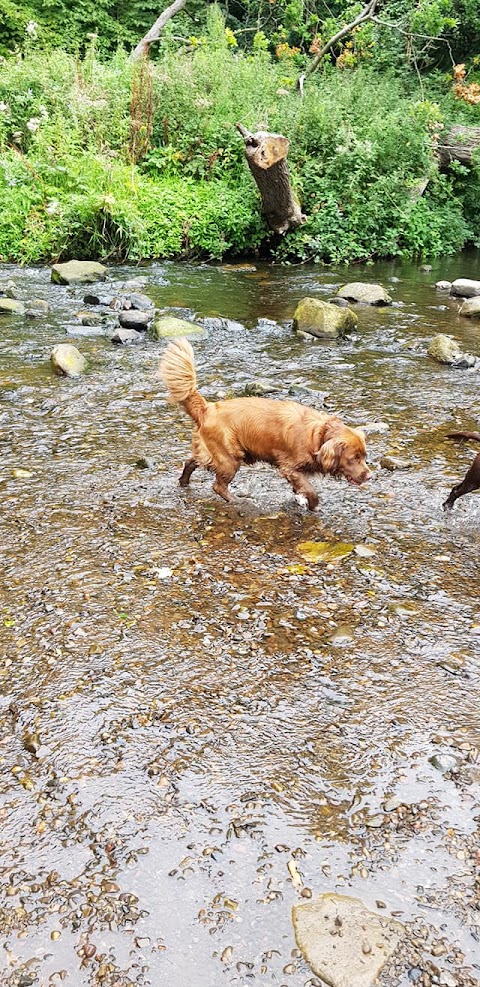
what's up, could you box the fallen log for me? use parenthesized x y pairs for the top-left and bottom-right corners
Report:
(236, 123), (306, 234)
(437, 125), (480, 167)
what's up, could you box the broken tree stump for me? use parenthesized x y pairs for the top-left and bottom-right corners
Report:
(236, 123), (306, 234)
(437, 125), (480, 167)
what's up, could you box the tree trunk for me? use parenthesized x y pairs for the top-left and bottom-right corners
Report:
(236, 124), (306, 234)
(132, 0), (187, 61)
(437, 125), (480, 167)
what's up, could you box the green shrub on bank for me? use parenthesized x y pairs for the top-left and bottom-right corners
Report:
(0, 30), (479, 264)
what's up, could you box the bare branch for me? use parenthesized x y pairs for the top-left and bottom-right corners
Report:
(132, 0), (187, 62)
(299, 0), (377, 86)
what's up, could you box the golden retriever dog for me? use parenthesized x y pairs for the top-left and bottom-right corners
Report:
(159, 338), (371, 510)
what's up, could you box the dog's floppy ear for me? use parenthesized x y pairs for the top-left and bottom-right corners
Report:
(318, 438), (344, 474)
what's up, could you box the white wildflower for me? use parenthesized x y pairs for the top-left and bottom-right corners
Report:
(26, 20), (38, 38)
(0, 102), (8, 113)
(26, 117), (40, 132)
(45, 200), (59, 214)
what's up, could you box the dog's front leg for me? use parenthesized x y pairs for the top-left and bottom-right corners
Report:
(281, 468), (319, 511)
(443, 452), (480, 510)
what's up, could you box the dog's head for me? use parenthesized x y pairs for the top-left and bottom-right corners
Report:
(317, 421), (371, 486)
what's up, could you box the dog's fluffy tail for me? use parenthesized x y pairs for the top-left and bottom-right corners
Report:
(447, 430), (480, 443)
(158, 338), (208, 425)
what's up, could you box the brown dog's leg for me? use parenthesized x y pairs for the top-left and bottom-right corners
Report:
(443, 452), (480, 510)
(281, 468), (319, 511)
(179, 457), (198, 487)
(211, 457), (240, 504)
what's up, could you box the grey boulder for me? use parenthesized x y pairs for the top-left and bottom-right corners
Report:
(336, 282), (392, 306)
(450, 278), (480, 298)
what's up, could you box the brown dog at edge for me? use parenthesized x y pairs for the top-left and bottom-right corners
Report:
(159, 338), (371, 510)
(443, 430), (480, 510)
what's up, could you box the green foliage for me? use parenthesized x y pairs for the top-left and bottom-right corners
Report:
(0, 23), (479, 265)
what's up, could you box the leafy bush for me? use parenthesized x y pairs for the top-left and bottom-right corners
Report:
(0, 25), (479, 264)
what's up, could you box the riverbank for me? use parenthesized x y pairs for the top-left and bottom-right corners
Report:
(1, 37), (480, 266)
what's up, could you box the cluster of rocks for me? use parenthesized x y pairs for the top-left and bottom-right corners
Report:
(436, 277), (480, 319)
(293, 282), (392, 341)
(0, 277), (50, 318)
(5, 261), (480, 380)
(4, 260), (208, 379)
(427, 277), (480, 368)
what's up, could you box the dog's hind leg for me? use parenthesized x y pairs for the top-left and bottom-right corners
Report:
(281, 468), (319, 511)
(179, 458), (198, 487)
(213, 466), (239, 503)
(211, 456), (240, 504)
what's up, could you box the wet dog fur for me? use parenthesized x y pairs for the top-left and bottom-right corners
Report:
(159, 338), (371, 510)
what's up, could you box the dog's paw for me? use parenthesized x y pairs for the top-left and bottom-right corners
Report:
(294, 493), (309, 509)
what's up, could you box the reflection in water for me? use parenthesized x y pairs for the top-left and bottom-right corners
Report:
(0, 257), (479, 986)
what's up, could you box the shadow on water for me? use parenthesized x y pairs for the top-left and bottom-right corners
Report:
(0, 256), (479, 986)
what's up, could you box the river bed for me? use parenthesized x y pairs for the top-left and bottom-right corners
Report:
(0, 255), (479, 987)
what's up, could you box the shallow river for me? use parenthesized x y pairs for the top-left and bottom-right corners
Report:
(0, 255), (479, 987)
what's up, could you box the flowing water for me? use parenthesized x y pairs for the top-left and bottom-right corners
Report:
(0, 255), (479, 987)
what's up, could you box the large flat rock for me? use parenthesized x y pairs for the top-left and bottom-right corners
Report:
(292, 893), (402, 987)
(450, 278), (480, 298)
(51, 261), (108, 285)
(336, 282), (392, 306)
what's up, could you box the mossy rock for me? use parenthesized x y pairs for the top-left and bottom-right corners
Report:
(150, 316), (205, 339)
(427, 334), (461, 364)
(293, 298), (357, 339)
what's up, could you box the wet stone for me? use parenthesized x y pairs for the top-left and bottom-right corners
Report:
(83, 292), (114, 305)
(450, 278), (480, 298)
(50, 343), (86, 377)
(292, 892), (403, 987)
(125, 291), (155, 311)
(0, 297), (25, 315)
(243, 379), (277, 396)
(458, 297), (480, 319)
(25, 298), (50, 317)
(336, 282), (392, 306)
(118, 309), (152, 330)
(111, 327), (143, 345)
(429, 753), (460, 773)
(0, 278), (20, 297)
(380, 454), (413, 471)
